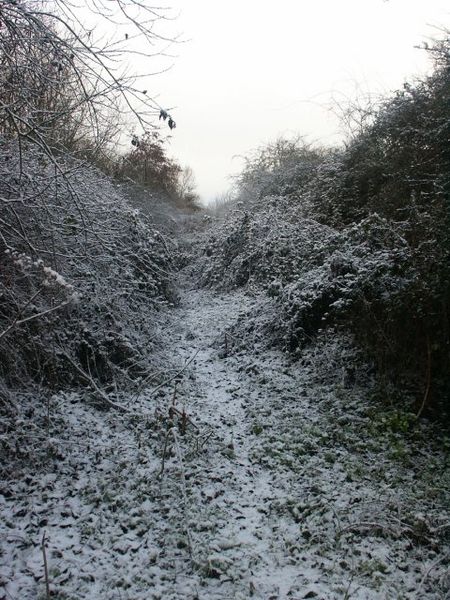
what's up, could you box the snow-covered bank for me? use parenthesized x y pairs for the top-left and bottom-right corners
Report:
(1, 284), (449, 599)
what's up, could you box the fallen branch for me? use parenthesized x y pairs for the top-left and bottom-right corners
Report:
(147, 349), (200, 398)
(131, 349), (200, 402)
(338, 521), (402, 539)
(61, 351), (131, 413)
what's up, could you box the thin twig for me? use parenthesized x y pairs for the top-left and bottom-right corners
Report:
(158, 427), (172, 479)
(41, 531), (50, 600)
(61, 351), (131, 412)
(145, 349), (200, 399)
(130, 349), (199, 402)
(417, 552), (449, 597)
(416, 335), (432, 418)
(171, 428), (195, 561)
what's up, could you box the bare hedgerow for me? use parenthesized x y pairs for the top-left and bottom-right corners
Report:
(0, 138), (176, 396)
(0, 1), (179, 409)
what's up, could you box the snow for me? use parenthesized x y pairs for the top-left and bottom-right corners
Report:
(42, 266), (73, 290)
(1, 279), (449, 599)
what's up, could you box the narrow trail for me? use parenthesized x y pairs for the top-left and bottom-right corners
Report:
(2, 267), (448, 600)
(161, 285), (305, 598)
(149, 280), (449, 600)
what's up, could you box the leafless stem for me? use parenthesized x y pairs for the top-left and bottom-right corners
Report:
(41, 531), (50, 600)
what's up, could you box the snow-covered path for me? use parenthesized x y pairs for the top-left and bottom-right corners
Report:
(144, 285), (449, 599)
(1, 283), (449, 599)
(158, 286), (304, 598)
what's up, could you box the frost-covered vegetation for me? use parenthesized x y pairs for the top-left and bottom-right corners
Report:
(0, 0), (194, 414)
(0, 0), (189, 498)
(1, 2), (449, 598)
(199, 35), (450, 419)
(0, 141), (176, 396)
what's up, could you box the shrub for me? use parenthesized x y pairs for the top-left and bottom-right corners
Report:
(200, 35), (450, 416)
(0, 139), (176, 393)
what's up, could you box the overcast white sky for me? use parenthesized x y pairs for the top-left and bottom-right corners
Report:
(146, 0), (448, 204)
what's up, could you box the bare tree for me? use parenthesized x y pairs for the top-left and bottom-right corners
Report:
(0, 0), (176, 155)
(176, 166), (201, 211)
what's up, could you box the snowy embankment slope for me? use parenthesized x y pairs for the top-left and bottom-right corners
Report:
(1, 281), (449, 599)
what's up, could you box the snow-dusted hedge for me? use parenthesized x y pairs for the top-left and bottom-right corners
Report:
(198, 196), (334, 289)
(271, 216), (414, 346)
(0, 139), (176, 394)
(200, 37), (450, 415)
(201, 205), (416, 359)
(202, 198), (447, 412)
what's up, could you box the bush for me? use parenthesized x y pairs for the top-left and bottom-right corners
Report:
(200, 35), (450, 416)
(0, 139), (176, 393)
(198, 196), (333, 289)
(234, 136), (327, 204)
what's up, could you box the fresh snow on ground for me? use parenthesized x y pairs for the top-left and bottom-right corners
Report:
(1, 274), (449, 599)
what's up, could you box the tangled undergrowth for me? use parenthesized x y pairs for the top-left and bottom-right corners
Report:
(194, 34), (450, 420)
(0, 139), (177, 429)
